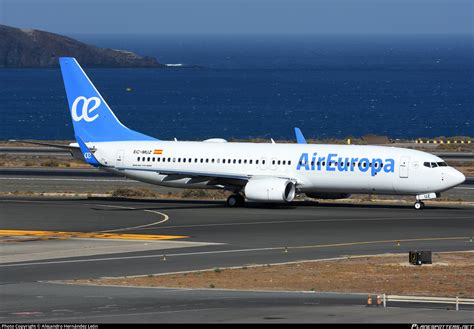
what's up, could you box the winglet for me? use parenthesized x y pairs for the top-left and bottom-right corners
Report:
(294, 127), (307, 144)
(76, 135), (100, 167)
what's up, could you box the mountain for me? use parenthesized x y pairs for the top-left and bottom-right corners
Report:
(0, 25), (164, 68)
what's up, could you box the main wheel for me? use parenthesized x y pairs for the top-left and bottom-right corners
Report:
(227, 194), (245, 207)
(414, 201), (424, 210)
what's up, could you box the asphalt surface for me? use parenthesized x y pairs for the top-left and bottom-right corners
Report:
(1, 197), (473, 322)
(1, 168), (473, 202)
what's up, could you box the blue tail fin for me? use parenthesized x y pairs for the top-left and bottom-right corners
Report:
(59, 57), (157, 143)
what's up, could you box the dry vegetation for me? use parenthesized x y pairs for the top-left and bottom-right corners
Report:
(111, 187), (230, 200)
(0, 154), (89, 168)
(73, 252), (474, 297)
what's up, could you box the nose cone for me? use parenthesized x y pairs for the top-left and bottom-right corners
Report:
(450, 169), (466, 187)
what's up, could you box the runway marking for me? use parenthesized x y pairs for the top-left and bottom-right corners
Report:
(138, 215), (474, 230)
(92, 204), (170, 233)
(0, 200), (172, 235)
(0, 236), (470, 268)
(0, 230), (187, 241)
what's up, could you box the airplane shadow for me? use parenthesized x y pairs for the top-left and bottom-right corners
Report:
(1, 196), (461, 211)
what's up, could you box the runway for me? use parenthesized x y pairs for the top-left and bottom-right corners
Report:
(0, 167), (473, 200)
(1, 197), (473, 322)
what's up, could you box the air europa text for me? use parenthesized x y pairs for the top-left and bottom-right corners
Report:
(296, 152), (395, 176)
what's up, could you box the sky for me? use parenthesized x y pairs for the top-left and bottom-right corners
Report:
(0, 0), (472, 35)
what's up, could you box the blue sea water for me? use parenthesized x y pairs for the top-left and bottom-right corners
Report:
(0, 34), (473, 140)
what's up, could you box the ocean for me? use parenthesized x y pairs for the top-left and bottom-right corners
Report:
(1, 34), (473, 141)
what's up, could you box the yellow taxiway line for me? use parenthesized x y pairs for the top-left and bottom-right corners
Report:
(0, 230), (188, 241)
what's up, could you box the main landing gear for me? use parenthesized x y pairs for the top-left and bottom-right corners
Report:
(227, 194), (245, 207)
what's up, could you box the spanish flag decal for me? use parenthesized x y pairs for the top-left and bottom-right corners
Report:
(153, 149), (163, 155)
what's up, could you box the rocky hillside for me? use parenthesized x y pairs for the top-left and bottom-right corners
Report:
(0, 25), (164, 68)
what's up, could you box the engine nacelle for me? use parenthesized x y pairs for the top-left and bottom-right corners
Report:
(305, 192), (351, 200)
(244, 177), (296, 203)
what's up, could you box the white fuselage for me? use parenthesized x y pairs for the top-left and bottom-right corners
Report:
(89, 140), (465, 196)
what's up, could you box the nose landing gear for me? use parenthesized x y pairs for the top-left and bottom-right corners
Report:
(414, 192), (438, 210)
(414, 201), (425, 210)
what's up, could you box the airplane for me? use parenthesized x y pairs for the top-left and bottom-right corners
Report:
(23, 57), (467, 210)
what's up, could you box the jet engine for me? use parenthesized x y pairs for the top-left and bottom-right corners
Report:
(244, 177), (296, 202)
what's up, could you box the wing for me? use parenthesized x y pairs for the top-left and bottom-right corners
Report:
(118, 166), (295, 188)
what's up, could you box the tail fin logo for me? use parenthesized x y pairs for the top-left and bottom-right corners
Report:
(71, 96), (101, 122)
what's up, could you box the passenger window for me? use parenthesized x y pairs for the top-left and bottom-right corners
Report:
(288, 161), (291, 165)
(233, 159), (236, 164)
(263, 160), (266, 165)
(137, 157), (140, 162)
(147, 157), (150, 162)
(212, 159), (215, 163)
(282, 160), (286, 165)
(256, 160), (259, 165)
(152, 157), (155, 162)
(178, 158), (181, 162)
(244, 159), (247, 164)
(200, 159), (203, 163)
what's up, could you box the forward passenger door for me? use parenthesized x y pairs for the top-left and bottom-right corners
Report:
(399, 156), (410, 178)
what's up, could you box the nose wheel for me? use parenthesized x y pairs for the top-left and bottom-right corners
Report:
(414, 201), (425, 210)
(227, 194), (245, 207)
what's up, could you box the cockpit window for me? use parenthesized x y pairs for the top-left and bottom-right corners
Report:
(424, 161), (448, 168)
